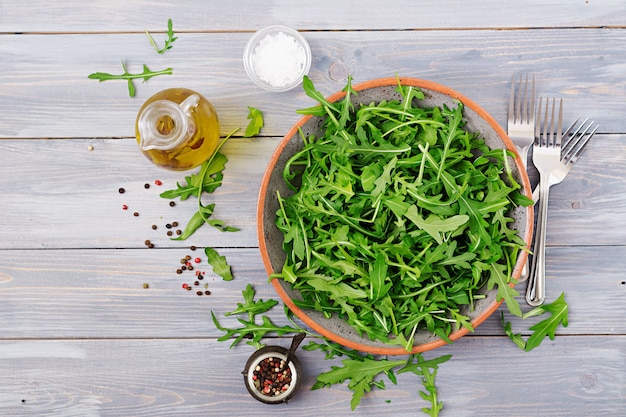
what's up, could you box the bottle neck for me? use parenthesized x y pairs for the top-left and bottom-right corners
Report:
(138, 94), (199, 151)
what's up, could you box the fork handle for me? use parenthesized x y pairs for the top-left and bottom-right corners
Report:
(526, 181), (551, 306)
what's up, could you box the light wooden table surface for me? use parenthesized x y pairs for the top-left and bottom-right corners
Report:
(1, 1), (625, 416)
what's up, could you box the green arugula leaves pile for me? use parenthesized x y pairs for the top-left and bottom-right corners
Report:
(271, 76), (533, 351)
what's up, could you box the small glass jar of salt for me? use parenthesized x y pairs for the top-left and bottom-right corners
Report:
(243, 25), (312, 92)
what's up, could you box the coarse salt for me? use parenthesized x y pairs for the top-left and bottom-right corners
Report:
(252, 31), (306, 88)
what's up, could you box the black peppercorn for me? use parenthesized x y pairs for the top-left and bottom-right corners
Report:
(152, 224), (157, 230)
(133, 212), (139, 217)
(205, 290), (211, 295)
(144, 183), (150, 189)
(169, 201), (176, 207)
(118, 187), (125, 194)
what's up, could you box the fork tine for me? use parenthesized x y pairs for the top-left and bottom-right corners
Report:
(556, 98), (563, 146)
(535, 96), (543, 144)
(546, 98), (556, 147)
(561, 116), (582, 149)
(508, 74), (516, 123)
(527, 74), (535, 125)
(563, 121), (599, 165)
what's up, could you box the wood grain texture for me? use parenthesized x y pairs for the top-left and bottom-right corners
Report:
(1, 29), (626, 138)
(0, 336), (624, 417)
(1, 0), (625, 32)
(0, 246), (625, 339)
(1, 134), (625, 250)
(1, 2), (625, 416)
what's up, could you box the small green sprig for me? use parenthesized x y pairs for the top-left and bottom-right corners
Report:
(398, 354), (451, 417)
(244, 107), (264, 137)
(501, 292), (569, 351)
(146, 18), (177, 54)
(211, 284), (300, 349)
(87, 60), (172, 97)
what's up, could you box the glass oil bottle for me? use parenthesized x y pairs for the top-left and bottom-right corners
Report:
(135, 88), (220, 170)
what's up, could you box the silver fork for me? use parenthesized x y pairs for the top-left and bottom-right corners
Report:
(508, 73), (535, 281)
(526, 98), (598, 306)
(508, 73), (535, 169)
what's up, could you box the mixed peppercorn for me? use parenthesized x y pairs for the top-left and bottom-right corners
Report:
(117, 179), (212, 296)
(252, 357), (293, 397)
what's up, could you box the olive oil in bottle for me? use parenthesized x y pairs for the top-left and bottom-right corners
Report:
(136, 88), (220, 170)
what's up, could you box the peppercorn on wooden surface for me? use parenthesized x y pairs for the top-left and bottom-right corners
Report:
(1, 2), (625, 416)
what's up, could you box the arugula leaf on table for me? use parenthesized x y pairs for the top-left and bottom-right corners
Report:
(398, 353), (451, 417)
(172, 203), (215, 240)
(211, 312), (300, 349)
(88, 60), (172, 97)
(159, 153), (227, 200)
(244, 106), (264, 137)
(204, 247), (233, 281)
(211, 285), (300, 349)
(501, 292), (569, 351)
(225, 283), (278, 320)
(145, 18), (178, 54)
(161, 130), (240, 240)
(313, 355), (407, 411)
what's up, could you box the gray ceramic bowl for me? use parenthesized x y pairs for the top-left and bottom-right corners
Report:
(257, 77), (533, 354)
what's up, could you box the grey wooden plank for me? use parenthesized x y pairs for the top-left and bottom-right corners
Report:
(1, 0), (625, 32)
(0, 246), (624, 339)
(0, 336), (623, 416)
(1, 134), (624, 250)
(0, 137), (270, 250)
(1, 29), (626, 138)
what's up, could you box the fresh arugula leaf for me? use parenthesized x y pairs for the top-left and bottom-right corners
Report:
(204, 247), (233, 281)
(486, 262), (522, 317)
(500, 311), (526, 350)
(161, 130), (239, 241)
(171, 203), (215, 240)
(398, 354), (451, 417)
(145, 18), (178, 54)
(211, 312), (299, 349)
(88, 61), (172, 97)
(523, 292), (569, 351)
(314, 356), (406, 411)
(244, 106), (264, 137)
(501, 292), (569, 351)
(159, 153), (227, 200)
(225, 284), (278, 320)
